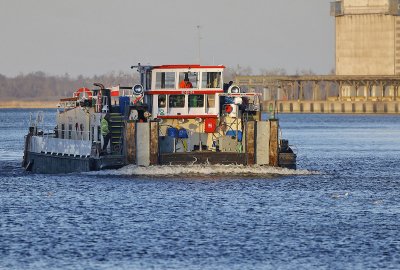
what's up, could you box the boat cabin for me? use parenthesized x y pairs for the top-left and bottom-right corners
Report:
(52, 64), (262, 157)
(148, 65), (224, 119)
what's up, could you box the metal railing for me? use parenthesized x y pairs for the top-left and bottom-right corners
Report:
(56, 129), (92, 141)
(29, 135), (93, 156)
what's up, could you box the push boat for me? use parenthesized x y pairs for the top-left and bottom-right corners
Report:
(22, 64), (296, 173)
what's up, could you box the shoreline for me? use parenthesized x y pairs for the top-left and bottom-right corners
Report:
(0, 100), (58, 109)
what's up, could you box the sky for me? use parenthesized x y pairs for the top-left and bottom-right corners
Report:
(0, 0), (334, 77)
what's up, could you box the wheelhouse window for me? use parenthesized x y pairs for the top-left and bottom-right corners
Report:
(169, 95), (185, 108)
(189, 95), (204, 108)
(201, 72), (222, 88)
(158, 95), (166, 108)
(206, 94), (215, 107)
(155, 72), (175, 89)
(179, 72), (198, 89)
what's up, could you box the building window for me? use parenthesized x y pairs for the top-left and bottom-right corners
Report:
(201, 72), (221, 88)
(155, 72), (175, 89)
(189, 95), (204, 108)
(158, 95), (166, 108)
(169, 95), (185, 108)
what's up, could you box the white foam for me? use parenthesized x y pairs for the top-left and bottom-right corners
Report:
(89, 164), (317, 177)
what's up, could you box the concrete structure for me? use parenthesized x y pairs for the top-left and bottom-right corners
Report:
(331, 0), (400, 75)
(235, 1), (400, 114)
(236, 75), (400, 114)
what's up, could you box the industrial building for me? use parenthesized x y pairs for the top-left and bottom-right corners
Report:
(237, 0), (400, 114)
(332, 0), (400, 76)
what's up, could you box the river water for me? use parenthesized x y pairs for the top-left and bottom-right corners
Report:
(0, 109), (399, 269)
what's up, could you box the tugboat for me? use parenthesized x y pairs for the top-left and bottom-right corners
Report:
(22, 64), (296, 173)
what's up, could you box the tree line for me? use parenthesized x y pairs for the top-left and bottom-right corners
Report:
(0, 71), (140, 101)
(0, 66), (318, 101)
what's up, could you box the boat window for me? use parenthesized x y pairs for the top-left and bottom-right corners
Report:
(61, 124), (65, 139)
(179, 72), (198, 89)
(189, 95), (204, 108)
(158, 95), (166, 108)
(169, 95), (185, 108)
(207, 94), (215, 107)
(201, 72), (222, 88)
(155, 72), (175, 89)
(68, 124), (72, 139)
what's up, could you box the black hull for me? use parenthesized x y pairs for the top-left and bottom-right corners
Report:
(279, 153), (297, 170)
(160, 152), (297, 170)
(24, 152), (125, 174)
(23, 151), (296, 173)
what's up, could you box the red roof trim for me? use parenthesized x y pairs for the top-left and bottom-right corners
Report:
(157, 115), (218, 119)
(154, 64), (225, 69)
(146, 90), (224, 95)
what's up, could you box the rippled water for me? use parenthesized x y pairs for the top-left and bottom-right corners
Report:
(1, 109), (400, 269)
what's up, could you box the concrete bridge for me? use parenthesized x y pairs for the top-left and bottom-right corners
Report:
(236, 75), (400, 114)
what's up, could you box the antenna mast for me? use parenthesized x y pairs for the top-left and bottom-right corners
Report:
(197, 25), (201, 65)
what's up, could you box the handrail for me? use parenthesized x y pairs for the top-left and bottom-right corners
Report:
(40, 129), (93, 141)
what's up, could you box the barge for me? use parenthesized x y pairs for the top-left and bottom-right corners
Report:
(22, 64), (296, 173)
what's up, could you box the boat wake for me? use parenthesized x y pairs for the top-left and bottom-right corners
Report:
(88, 164), (317, 177)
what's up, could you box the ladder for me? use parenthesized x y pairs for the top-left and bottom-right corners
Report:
(109, 113), (124, 155)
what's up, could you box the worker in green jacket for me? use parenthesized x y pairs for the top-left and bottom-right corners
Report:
(101, 113), (111, 152)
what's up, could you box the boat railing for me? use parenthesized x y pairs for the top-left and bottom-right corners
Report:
(30, 133), (93, 156)
(48, 129), (92, 141)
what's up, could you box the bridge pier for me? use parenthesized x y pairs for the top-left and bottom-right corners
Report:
(237, 75), (400, 114)
(265, 100), (400, 114)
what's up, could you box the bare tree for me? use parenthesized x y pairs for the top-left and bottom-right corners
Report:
(0, 71), (139, 101)
(259, 68), (287, 76)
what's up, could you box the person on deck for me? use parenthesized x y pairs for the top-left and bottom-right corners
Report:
(179, 73), (193, 88)
(101, 113), (111, 153)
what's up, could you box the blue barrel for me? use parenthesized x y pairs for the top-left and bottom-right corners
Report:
(226, 130), (243, 142)
(178, 128), (188, 138)
(167, 127), (178, 138)
(261, 111), (268, 121)
(119, 96), (130, 114)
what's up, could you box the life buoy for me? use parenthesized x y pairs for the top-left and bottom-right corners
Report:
(132, 93), (143, 105)
(73, 87), (93, 99)
(224, 104), (233, 114)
